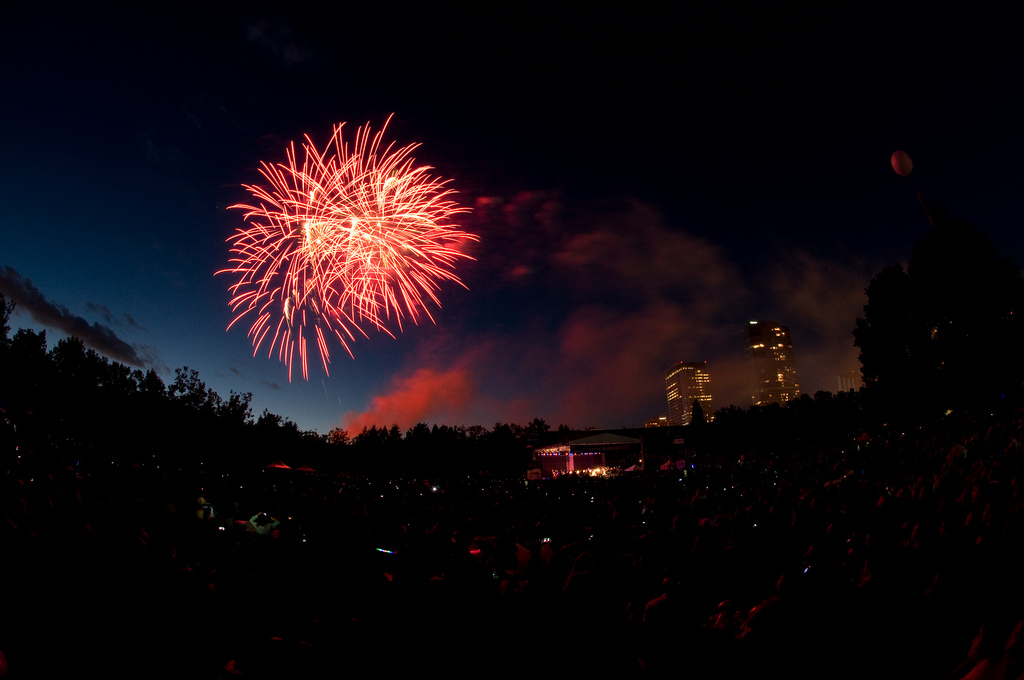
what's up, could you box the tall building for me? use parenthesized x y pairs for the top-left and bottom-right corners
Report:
(746, 320), (800, 405)
(665, 361), (714, 426)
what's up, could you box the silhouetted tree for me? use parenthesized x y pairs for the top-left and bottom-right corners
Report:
(406, 422), (431, 443)
(136, 368), (166, 398)
(855, 264), (916, 417)
(855, 210), (1024, 421)
(690, 400), (706, 427)
(7, 328), (50, 421)
(170, 367), (219, 414)
(256, 408), (283, 429)
(524, 417), (550, 440)
(481, 422), (528, 476)
(218, 390), (253, 426)
(387, 424), (402, 443)
(0, 292), (12, 348)
(328, 427), (350, 446)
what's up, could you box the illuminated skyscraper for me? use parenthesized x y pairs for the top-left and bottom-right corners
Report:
(665, 361), (714, 426)
(746, 320), (800, 405)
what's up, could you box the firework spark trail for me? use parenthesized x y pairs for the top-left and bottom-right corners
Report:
(220, 117), (475, 380)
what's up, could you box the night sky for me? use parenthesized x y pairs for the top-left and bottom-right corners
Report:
(2, 4), (1022, 434)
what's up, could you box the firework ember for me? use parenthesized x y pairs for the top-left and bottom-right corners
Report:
(220, 116), (475, 380)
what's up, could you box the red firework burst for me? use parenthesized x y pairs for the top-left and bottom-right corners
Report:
(220, 116), (475, 380)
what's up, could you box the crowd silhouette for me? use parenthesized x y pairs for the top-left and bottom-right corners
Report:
(5, 404), (1024, 678)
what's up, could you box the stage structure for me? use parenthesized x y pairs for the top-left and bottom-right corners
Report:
(533, 432), (643, 477)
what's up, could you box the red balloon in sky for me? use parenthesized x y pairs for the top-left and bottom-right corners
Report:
(891, 150), (913, 176)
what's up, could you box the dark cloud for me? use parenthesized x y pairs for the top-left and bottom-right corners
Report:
(0, 266), (147, 367)
(244, 19), (314, 68)
(134, 346), (164, 373)
(339, 200), (754, 430)
(85, 302), (142, 329)
(337, 198), (879, 431)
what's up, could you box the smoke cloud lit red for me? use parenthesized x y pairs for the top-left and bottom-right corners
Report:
(334, 194), (873, 432)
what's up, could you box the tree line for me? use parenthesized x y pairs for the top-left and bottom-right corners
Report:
(4, 206), (1023, 477)
(0, 296), (556, 477)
